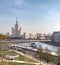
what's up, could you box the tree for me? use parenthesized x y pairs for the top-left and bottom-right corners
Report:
(44, 47), (51, 65)
(0, 33), (10, 40)
(57, 48), (60, 57)
(38, 45), (43, 65)
(57, 62), (60, 65)
(45, 47), (51, 53)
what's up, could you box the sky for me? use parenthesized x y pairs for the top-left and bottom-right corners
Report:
(0, 0), (60, 34)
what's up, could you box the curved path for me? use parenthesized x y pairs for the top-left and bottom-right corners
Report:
(0, 59), (39, 65)
(13, 50), (56, 65)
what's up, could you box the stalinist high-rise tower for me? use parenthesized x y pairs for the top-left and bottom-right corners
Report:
(12, 18), (21, 38)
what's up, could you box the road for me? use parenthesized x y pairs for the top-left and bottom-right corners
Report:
(0, 49), (56, 65)
(12, 50), (56, 65)
(0, 39), (51, 43)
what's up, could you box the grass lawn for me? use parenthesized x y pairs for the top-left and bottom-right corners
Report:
(16, 54), (35, 62)
(9, 62), (35, 65)
(0, 50), (17, 55)
(0, 50), (35, 62)
(0, 50), (36, 65)
(0, 62), (36, 65)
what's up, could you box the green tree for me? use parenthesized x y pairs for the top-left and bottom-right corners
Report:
(0, 33), (10, 40)
(38, 45), (43, 65)
(57, 62), (60, 65)
(44, 47), (51, 65)
(57, 48), (60, 57)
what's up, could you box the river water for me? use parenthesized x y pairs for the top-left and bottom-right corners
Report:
(18, 42), (60, 52)
(0, 42), (60, 52)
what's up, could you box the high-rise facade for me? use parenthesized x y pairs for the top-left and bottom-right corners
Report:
(12, 19), (21, 38)
(52, 31), (60, 42)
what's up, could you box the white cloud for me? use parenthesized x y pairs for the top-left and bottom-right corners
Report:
(14, 0), (24, 6)
(43, 7), (60, 22)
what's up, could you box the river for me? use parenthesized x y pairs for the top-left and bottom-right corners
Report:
(17, 42), (60, 52)
(0, 42), (60, 52)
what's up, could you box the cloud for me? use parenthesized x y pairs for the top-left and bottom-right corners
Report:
(9, 8), (25, 15)
(42, 6), (60, 22)
(14, 0), (24, 6)
(10, 8), (20, 14)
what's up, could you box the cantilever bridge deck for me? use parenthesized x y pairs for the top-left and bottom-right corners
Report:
(12, 45), (38, 52)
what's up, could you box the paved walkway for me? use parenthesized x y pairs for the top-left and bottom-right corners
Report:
(0, 49), (55, 65)
(13, 50), (56, 65)
(13, 50), (40, 62)
(0, 59), (39, 65)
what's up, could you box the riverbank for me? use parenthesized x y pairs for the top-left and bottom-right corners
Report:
(42, 41), (60, 46)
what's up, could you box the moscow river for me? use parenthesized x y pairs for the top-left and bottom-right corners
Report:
(0, 42), (60, 52)
(17, 42), (60, 52)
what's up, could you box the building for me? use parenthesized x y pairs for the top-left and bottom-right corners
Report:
(28, 33), (34, 39)
(52, 31), (60, 42)
(35, 33), (42, 39)
(44, 33), (52, 40)
(11, 18), (25, 39)
(6, 32), (10, 36)
(23, 32), (26, 39)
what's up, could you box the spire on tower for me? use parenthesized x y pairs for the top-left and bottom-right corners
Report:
(16, 17), (18, 25)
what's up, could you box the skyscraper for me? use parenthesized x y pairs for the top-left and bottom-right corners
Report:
(12, 18), (21, 38)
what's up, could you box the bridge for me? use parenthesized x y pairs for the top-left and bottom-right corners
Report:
(0, 39), (51, 43)
(11, 44), (38, 52)
(10, 44), (57, 56)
